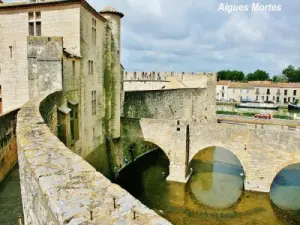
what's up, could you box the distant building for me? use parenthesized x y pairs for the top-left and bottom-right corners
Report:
(217, 80), (300, 103)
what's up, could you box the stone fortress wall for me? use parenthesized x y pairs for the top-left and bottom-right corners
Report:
(123, 71), (216, 91)
(124, 71), (215, 81)
(122, 73), (217, 123)
(0, 109), (19, 183)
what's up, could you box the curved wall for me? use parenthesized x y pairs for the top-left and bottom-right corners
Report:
(17, 92), (171, 225)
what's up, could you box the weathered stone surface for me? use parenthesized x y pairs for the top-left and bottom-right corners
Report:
(123, 118), (300, 193)
(27, 36), (63, 99)
(17, 95), (172, 225)
(0, 108), (19, 182)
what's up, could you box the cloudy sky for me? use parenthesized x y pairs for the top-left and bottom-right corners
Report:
(6, 0), (300, 75)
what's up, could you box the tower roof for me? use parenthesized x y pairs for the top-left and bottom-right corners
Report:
(99, 6), (124, 18)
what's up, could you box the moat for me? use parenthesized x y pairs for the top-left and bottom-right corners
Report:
(116, 147), (300, 225)
(0, 166), (22, 225)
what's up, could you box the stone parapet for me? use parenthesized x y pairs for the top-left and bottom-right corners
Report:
(17, 93), (171, 225)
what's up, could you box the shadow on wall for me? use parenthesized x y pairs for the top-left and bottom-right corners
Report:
(0, 108), (19, 183)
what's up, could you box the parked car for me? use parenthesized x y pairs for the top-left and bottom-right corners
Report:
(254, 113), (272, 119)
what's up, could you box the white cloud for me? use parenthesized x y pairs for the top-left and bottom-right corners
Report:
(4, 0), (300, 75)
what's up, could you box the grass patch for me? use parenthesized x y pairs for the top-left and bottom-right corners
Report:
(240, 112), (256, 117)
(216, 111), (256, 117)
(216, 110), (237, 115)
(273, 114), (293, 120)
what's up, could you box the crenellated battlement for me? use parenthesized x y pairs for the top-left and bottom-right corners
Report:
(124, 71), (216, 81)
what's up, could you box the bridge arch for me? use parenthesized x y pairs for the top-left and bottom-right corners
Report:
(270, 162), (300, 211)
(189, 144), (246, 174)
(269, 159), (300, 192)
(124, 139), (171, 163)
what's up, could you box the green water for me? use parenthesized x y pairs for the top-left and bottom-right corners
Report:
(116, 147), (300, 225)
(0, 165), (23, 225)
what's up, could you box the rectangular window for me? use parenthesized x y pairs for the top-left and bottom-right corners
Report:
(68, 103), (79, 143)
(36, 11), (41, 20)
(88, 60), (90, 74)
(0, 85), (2, 114)
(92, 18), (96, 44)
(93, 127), (96, 139)
(92, 91), (96, 115)
(72, 61), (75, 76)
(91, 61), (93, 75)
(284, 90), (288, 95)
(29, 22), (34, 36)
(36, 22), (41, 36)
(267, 89), (270, 95)
(28, 12), (34, 20)
(294, 90), (297, 96)
(28, 12), (41, 36)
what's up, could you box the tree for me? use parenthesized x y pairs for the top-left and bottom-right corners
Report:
(247, 69), (269, 81)
(272, 76), (278, 82)
(282, 65), (300, 82)
(273, 74), (288, 83)
(217, 70), (245, 81)
(217, 70), (228, 80)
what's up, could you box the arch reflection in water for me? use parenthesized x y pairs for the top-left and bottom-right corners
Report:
(270, 163), (300, 211)
(116, 144), (298, 225)
(189, 146), (244, 209)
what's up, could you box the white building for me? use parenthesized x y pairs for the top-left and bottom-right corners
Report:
(217, 80), (300, 103)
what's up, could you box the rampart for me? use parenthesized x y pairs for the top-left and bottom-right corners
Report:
(17, 92), (171, 225)
(123, 88), (216, 122)
(124, 71), (215, 81)
(0, 108), (19, 182)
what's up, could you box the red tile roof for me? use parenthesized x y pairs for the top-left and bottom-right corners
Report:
(228, 82), (255, 89)
(253, 83), (300, 88)
(217, 80), (231, 85)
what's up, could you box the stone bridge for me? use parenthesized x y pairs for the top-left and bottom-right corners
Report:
(125, 118), (300, 193)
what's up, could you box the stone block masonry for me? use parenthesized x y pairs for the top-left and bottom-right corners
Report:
(0, 108), (19, 183)
(17, 92), (171, 225)
(123, 88), (216, 123)
(27, 36), (63, 99)
(121, 117), (300, 193)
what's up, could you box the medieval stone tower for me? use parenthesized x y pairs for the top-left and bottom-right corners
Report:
(100, 6), (124, 139)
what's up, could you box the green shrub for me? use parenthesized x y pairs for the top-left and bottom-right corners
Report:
(240, 112), (256, 117)
(273, 114), (293, 120)
(216, 110), (237, 115)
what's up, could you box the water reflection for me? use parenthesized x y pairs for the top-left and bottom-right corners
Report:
(116, 146), (300, 224)
(271, 164), (300, 211)
(189, 147), (244, 209)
